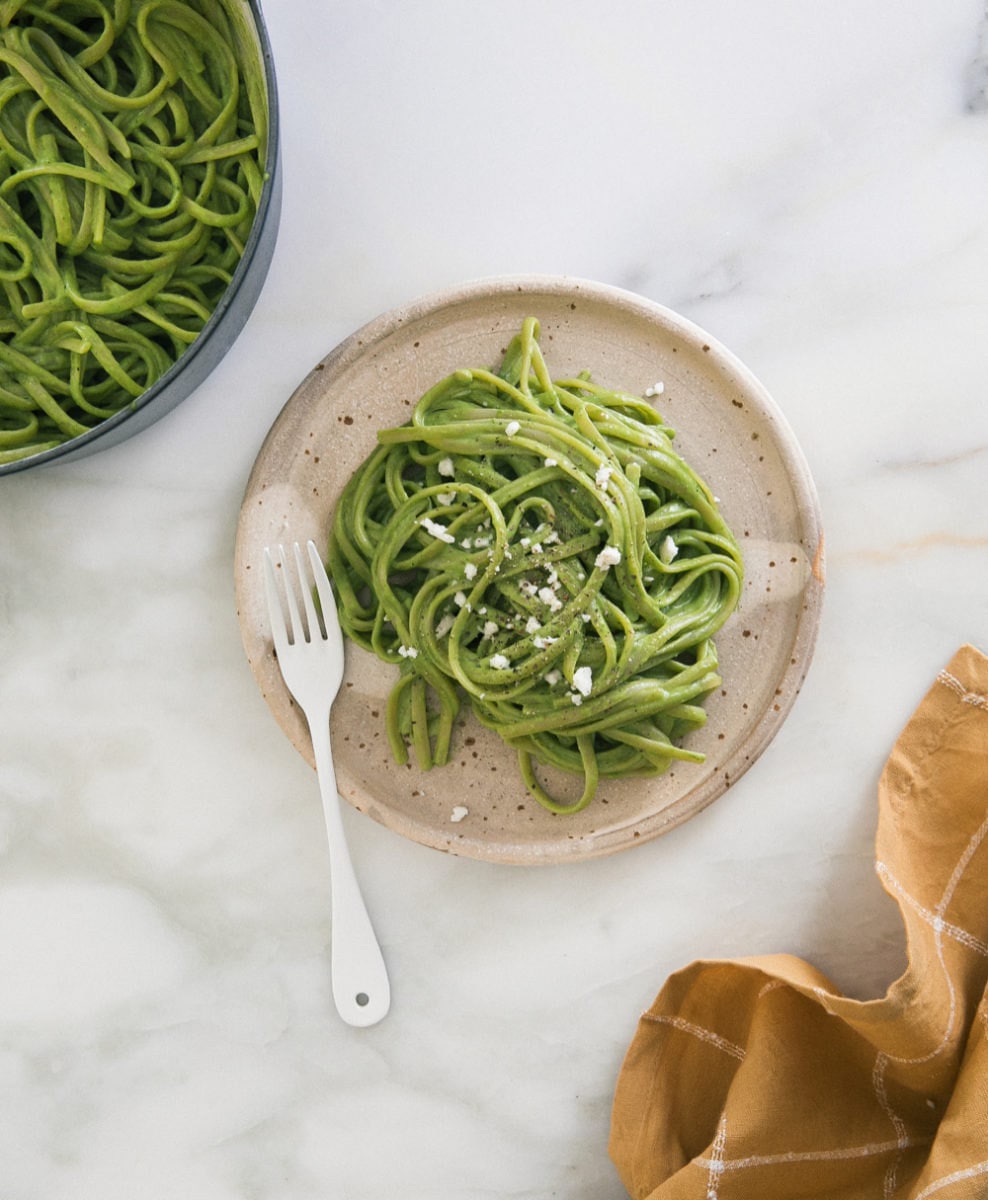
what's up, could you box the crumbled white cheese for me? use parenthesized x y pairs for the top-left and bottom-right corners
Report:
(437, 457), (455, 477)
(595, 463), (613, 489)
(538, 586), (563, 612)
(531, 543), (543, 554)
(644, 381), (665, 398)
(464, 562), (478, 580)
(519, 580), (538, 597)
(659, 535), (678, 565)
(505, 419), (521, 436)
(473, 536), (490, 548)
(397, 645), (418, 659)
(570, 693), (583, 706)
(544, 457), (558, 468)
(520, 537), (530, 548)
(490, 653), (510, 670)
(435, 614), (455, 638)
(594, 544), (622, 569)
(450, 805), (468, 823)
(455, 591), (470, 609)
(420, 518), (456, 544)
(544, 669), (562, 686)
(544, 531), (560, 545)
(437, 491), (456, 506)
(482, 620), (499, 639)
(533, 635), (557, 650)
(572, 666), (593, 697)
(525, 616), (541, 634)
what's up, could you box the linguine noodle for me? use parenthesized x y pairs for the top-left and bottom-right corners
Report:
(328, 319), (744, 813)
(0, 0), (267, 462)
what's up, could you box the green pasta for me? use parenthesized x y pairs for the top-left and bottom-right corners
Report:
(0, 0), (268, 463)
(328, 319), (744, 814)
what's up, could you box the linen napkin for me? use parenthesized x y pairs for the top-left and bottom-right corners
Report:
(609, 644), (988, 1200)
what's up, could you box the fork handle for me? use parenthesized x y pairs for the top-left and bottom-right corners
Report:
(308, 710), (391, 1027)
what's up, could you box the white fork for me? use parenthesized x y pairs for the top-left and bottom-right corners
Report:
(263, 540), (390, 1027)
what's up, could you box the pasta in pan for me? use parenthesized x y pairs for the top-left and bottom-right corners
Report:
(328, 318), (744, 814)
(0, 0), (268, 463)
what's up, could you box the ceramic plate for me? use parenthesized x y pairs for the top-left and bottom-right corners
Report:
(234, 277), (824, 864)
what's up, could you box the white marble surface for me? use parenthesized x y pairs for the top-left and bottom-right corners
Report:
(3, 2), (988, 1196)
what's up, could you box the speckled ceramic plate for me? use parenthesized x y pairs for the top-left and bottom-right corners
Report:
(234, 276), (824, 864)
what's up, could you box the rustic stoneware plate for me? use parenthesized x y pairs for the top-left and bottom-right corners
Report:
(234, 276), (824, 864)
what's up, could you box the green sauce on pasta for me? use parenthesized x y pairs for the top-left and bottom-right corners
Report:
(0, 0), (268, 463)
(329, 319), (744, 814)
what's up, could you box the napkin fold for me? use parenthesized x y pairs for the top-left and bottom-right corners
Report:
(609, 644), (988, 1200)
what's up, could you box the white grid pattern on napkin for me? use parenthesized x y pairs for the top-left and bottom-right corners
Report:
(640, 1014), (745, 1062)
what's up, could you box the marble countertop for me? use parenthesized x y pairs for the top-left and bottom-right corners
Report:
(3, 2), (988, 1196)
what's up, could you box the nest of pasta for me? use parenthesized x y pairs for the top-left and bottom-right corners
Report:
(0, 0), (268, 463)
(329, 319), (744, 814)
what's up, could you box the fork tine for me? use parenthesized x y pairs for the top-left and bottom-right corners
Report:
(305, 540), (340, 639)
(263, 546), (290, 658)
(293, 541), (324, 642)
(276, 542), (306, 645)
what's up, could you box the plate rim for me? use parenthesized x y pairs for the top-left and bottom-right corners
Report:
(235, 274), (825, 864)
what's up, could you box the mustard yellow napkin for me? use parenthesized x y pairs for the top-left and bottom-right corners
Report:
(609, 644), (988, 1199)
